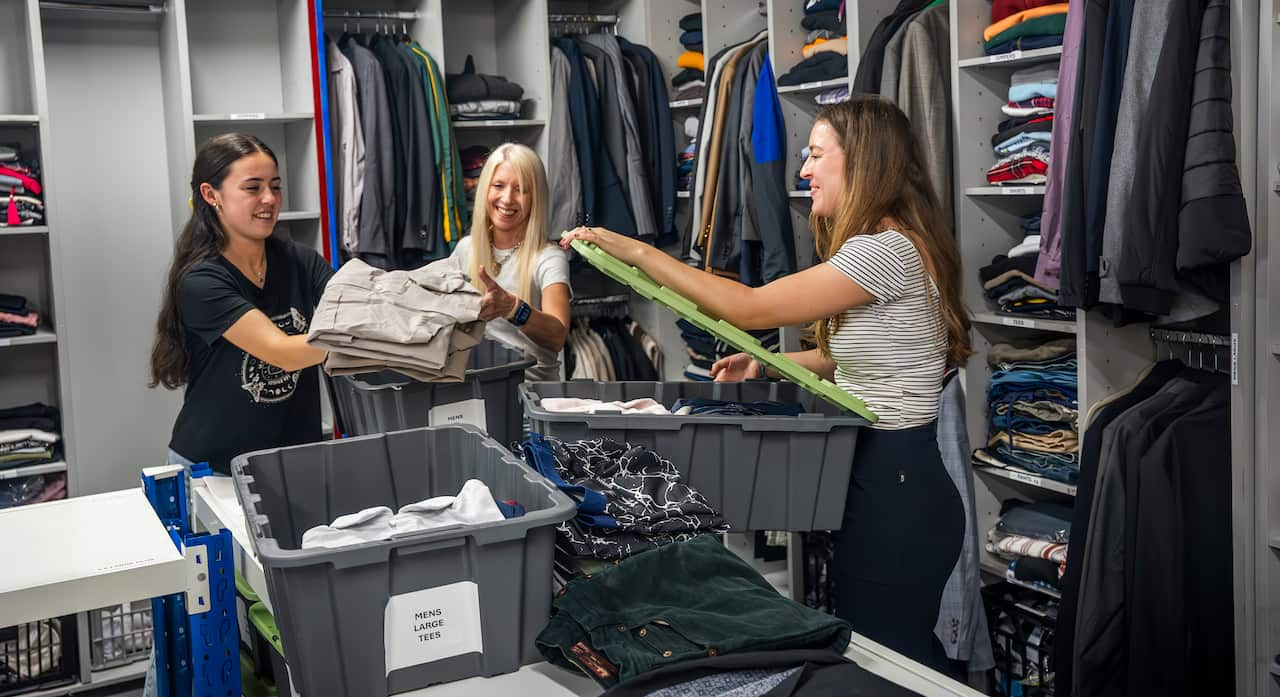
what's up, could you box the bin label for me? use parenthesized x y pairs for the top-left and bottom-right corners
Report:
(384, 581), (483, 674)
(429, 398), (487, 432)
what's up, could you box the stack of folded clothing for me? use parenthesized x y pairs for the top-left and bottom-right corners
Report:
(0, 293), (39, 339)
(0, 472), (66, 510)
(986, 501), (1073, 592)
(677, 117), (697, 191)
(983, 1), (1069, 55)
(672, 12), (706, 101)
(974, 338), (1080, 484)
(520, 434), (728, 565)
(677, 318), (779, 381)
(0, 145), (44, 228)
(0, 403), (61, 473)
(777, 0), (849, 86)
(978, 221), (1070, 320)
(307, 256), (486, 382)
(446, 55), (525, 121)
(987, 65), (1056, 181)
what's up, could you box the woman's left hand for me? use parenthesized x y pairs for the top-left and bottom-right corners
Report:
(560, 226), (647, 265)
(477, 266), (517, 321)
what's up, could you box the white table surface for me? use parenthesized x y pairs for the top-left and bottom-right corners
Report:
(0, 488), (186, 627)
(193, 480), (985, 697)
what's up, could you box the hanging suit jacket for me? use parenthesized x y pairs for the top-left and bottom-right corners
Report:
(553, 37), (636, 237)
(749, 54), (797, 283)
(896, 4), (953, 222)
(548, 46), (584, 236)
(706, 40), (767, 275)
(325, 34), (364, 255)
(338, 35), (395, 268)
(368, 37), (415, 261)
(579, 34), (659, 241)
(391, 42), (439, 261)
(619, 38), (676, 244)
(852, 0), (934, 94)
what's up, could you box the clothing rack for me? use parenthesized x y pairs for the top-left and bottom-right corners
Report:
(1150, 328), (1232, 373)
(322, 9), (422, 20)
(548, 13), (619, 36)
(571, 294), (630, 319)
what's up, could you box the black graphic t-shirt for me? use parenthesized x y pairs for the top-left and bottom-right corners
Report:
(169, 237), (334, 474)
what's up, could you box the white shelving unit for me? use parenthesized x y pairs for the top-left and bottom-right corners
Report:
(970, 310), (1076, 334)
(956, 45), (1063, 69)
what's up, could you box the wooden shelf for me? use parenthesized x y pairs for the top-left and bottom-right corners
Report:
(669, 97), (703, 109)
(451, 119), (545, 129)
(975, 464), (1077, 496)
(776, 77), (848, 95)
(971, 311), (1076, 334)
(958, 46), (1064, 69)
(965, 185), (1047, 196)
(0, 327), (57, 348)
(0, 461), (67, 481)
(193, 112), (314, 125)
(0, 225), (49, 236)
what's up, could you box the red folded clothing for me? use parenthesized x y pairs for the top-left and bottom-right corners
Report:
(987, 155), (1050, 184)
(992, 0), (1066, 24)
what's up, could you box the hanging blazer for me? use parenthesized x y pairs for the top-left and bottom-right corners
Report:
(325, 35), (364, 255)
(339, 35), (395, 268)
(548, 46), (584, 235)
(749, 55), (798, 283)
(619, 38), (677, 243)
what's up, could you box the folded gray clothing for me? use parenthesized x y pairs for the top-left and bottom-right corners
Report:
(1010, 64), (1059, 87)
(996, 284), (1057, 305)
(449, 99), (522, 116)
(0, 146), (15, 162)
(986, 337), (1076, 365)
(806, 28), (845, 42)
(314, 319), (483, 372)
(325, 325), (484, 382)
(0, 175), (21, 188)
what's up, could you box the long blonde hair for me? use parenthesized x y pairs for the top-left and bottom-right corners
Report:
(467, 143), (550, 301)
(809, 97), (973, 368)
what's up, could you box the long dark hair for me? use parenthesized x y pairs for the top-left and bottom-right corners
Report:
(809, 97), (973, 368)
(149, 133), (278, 389)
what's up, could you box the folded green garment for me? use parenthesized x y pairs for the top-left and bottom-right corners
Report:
(983, 14), (1069, 53)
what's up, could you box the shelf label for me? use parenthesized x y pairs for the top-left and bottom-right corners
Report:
(1004, 469), (1043, 488)
(799, 81), (826, 91)
(1000, 316), (1034, 328)
(228, 113), (267, 120)
(486, 119), (515, 127)
(1231, 332), (1239, 385)
(1001, 186), (1035, 195)
(384, 582), (483, 674)
(990, 50), (1023, 63)
(429, 398), (487, 432)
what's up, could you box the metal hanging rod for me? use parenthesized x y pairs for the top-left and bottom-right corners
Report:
(571, 294), (630, 306)
(323, 9), (421, 20)
(40, 1), (164, 14)
(548, 14), (619, 24)
(1149, 328), (1231, 347)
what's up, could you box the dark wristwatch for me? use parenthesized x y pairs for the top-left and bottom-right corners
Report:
(510, 300), (533, 327)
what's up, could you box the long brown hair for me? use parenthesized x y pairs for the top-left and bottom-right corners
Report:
(149, 133), (278, 389)
(809, 97), (972, 367)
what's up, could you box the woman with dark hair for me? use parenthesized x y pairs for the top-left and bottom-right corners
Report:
(149, 133), (333, 474)
(561, 96), (972, 673)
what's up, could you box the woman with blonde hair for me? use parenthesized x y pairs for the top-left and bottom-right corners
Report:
(456, 142), (572, 380)
(561, 96), (972, 673)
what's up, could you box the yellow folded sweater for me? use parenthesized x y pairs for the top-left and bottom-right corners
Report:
(982, 3), (1069, 41)
(677, 50), (705, 71)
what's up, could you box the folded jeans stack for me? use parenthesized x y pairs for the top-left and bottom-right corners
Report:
(445, 55), (525, 120)
(520, 434), (728, 561)
(777, 0), (849, 86)
(676, 318), (779, 381)
(975, 339), (1080, 483)
(307, 256), (486, 382)
(0, 293), (39, 338)
(983, 1), (1068, 55)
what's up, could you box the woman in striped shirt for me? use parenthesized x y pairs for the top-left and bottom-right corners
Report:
(560, 96), (973, 674)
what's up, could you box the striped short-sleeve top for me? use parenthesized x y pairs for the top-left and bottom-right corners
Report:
(825, 230), (947, 429)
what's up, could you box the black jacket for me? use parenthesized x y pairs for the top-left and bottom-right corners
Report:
(851, 0), (933, 94)
(553, 37), (637, 237)
(368, 37), (412, 263)
(619, 38), (677, 245)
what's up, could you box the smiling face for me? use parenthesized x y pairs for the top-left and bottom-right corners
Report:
(486, 161), (531, 240)
(799, 119), (846, 218)
(203, 151), (281, 242)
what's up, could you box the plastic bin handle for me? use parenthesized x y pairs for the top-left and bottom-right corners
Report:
(393, 531), (468, 558)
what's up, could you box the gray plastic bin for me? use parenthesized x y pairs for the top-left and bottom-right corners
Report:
(521, 381), (868, 531)
(330, 340), (535, 447)
(229, 424), (576, 697)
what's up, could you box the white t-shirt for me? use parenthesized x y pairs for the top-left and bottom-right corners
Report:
(825, 231), (947, 429)
(450, 236), (572, 381)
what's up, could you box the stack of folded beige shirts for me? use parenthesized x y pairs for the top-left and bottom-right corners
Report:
(308, 256), (486, 382)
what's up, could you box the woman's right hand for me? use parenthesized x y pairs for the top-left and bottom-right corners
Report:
(560, 226), (647, 265)
(710, 353), (762, 382)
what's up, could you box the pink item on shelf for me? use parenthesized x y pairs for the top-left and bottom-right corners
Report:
(0, 310), (39, 327)
(31, 473), (67, 503)
(0, 166), (41, 195)
(6, 192), (17, 226)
